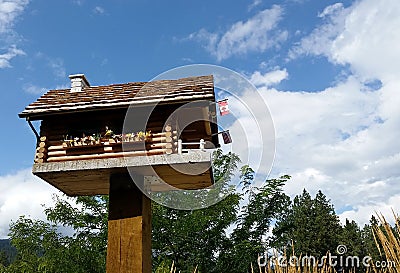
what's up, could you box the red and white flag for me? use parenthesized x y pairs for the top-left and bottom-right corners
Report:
(218, 100), (229, 116)
(221, 130), (232, 144)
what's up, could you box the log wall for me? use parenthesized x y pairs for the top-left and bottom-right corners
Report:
(36, 103), (215, 163)
(36, 131), (178, 163)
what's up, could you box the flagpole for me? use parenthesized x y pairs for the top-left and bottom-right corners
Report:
(211, 130), (229, 136)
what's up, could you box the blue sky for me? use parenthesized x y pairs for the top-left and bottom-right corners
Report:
(1, 0), (400, 237)
(1, 0), (350, 173)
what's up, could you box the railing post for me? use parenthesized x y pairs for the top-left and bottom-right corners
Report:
(200, 139), (205, 151)
(178, 139), (182, 154)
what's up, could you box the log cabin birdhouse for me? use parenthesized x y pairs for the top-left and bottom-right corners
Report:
(19, 74), (219, 195)
(19, 74), (220, 273)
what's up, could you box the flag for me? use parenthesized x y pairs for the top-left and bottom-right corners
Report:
(221, 130), (232, 144)
(218, 100), (229, 116)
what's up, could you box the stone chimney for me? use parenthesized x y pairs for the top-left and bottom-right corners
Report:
(69, 74), (90, 92)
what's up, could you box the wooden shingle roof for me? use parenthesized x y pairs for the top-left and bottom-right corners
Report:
(19, 75), (215, 119)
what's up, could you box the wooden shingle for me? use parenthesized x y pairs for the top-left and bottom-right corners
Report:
(19, 75), (214, 119)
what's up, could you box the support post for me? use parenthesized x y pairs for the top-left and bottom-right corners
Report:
(106, 172), (151, 273)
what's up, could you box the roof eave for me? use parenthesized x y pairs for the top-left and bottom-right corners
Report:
(19, 93), (215, 120)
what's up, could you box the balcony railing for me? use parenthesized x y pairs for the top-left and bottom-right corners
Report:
(177, 139), (206, 154)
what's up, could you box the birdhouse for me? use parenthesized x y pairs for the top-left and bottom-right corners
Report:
(19, 74), (219, 195)
(19, 74), (222, 273)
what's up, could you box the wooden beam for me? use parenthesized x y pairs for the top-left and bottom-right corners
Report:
(107, 173), (151, 273)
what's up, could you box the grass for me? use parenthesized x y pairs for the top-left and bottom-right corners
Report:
(370, 212), (400, 273)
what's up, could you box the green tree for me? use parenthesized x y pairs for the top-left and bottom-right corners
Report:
(152, 193), (240, 272)
(3, 150), (291, 273)
(216, 174), (290, 273)
(0, 239), (15, 268)
(3, 196), (108, 273)
(338, 219), (367, 272)
(340, 219), (366, 256)
(152, 150), (242, 272)
(272, 189), (342, 258)
(151, 154), (291, 273)
(361, 215), (390, 263)
(0, 251), (9, 267)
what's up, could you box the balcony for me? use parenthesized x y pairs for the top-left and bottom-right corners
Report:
(32, 128), (214, 195)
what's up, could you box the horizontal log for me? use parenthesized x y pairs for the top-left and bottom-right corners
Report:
(151, 136), (177, 142)
(47, 150), (66, 157)
(48, 146), (111, 157)
(46, 148), (170, 162)
(149, 142), (173, 149)
(150, 131), (177, 137)
(47, 145), (64, 151)
(34, 158), (44, 163)
(47, 143), (175, 157)
(40, 136), (47, 142)
(39, 142), (46, 148)
(47, 140), (64, 146)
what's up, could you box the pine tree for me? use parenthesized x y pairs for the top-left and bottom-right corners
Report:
(272, 189), (342, 259)
(340, 219), (365, 257)
(0, 251), (9, 267)
(361, 215), (387, 263)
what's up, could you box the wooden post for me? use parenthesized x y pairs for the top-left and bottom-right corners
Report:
(107, 173), (151, 273)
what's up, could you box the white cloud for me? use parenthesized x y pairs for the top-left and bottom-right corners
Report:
(250, 69), (288, 87)
(224, 89), (275, 179)
(330, 0), (400, 82)
(0, 169), (60, 238)
(93, 6), (105, 15)
(189, 5), (288, 61)
(29, 53), (67, 79)
(0, 44), (25, 68)
(48, 57), (66, 78)
(0, 0), (29, 68)
(265, 81), (398, 225)
(288, 3), (349, 61)
(235, 0), (400, 224)
(218, 63), (399, 227)
(260, 74), (400, 225)
(248, 0), (262, 11)
(318, 3), (344, 18)
(23, 82), (68, 94)
(339, 195), (400, 225)
(23, 83), (47, 94)
(290, 0), (400, 82)
(269, 0), (400, 225)
(72, 0), (84, 6)
(0, 0), (29, 33)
